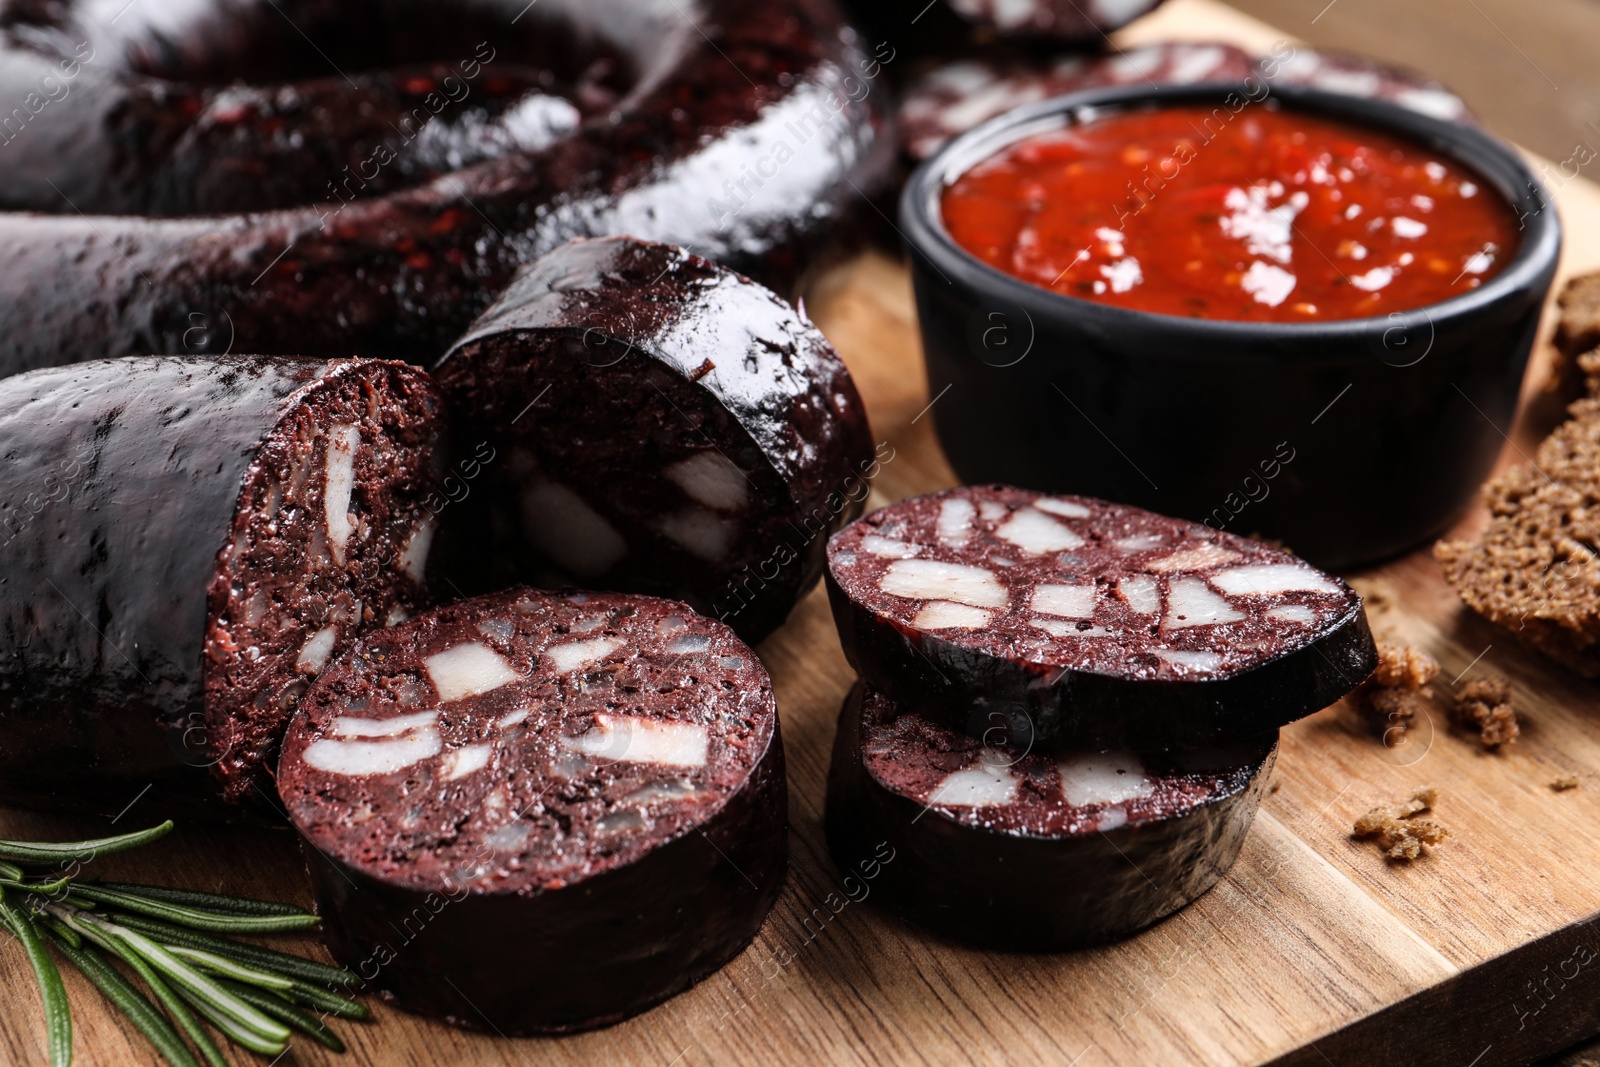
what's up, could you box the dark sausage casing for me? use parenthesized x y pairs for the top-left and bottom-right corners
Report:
(434, 237), (878, 642)
(278, 589), (785, 1033)
(827, 684), (1277, 951)
(0, 357), (443, 815)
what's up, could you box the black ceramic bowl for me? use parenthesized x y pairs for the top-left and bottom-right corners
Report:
(900, 83), (1561, 569)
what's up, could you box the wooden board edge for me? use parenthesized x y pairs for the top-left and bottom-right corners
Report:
(1263, 912), (1600, 1067)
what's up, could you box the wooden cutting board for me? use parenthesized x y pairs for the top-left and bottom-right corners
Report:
(4, 1), (1599, 1064)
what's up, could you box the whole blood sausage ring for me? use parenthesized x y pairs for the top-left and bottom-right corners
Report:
(0, 0), (892, 376)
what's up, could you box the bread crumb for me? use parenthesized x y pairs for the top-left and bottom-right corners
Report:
(1452, 676), (1521, 748)
(1353, 786), (1449, 861)
(1551, 775), (1581, 792)
(1373, 643), (1441, 689)
(1356, 642), (1438, 743)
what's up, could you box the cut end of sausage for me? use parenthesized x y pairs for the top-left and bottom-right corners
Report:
(432, 236), (875, 643)
(202, 359), (444, 805)
(279, 587), (777, 893)
(826, 485), (1376, 747)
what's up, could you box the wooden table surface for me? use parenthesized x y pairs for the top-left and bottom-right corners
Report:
(1232, 0), (1600, 166)
(3, 2), (1600, 1065)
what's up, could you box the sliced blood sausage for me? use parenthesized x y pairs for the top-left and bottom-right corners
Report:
(940, 0), (1168, 38)
(278, 588), (784, 1034)
(899, 43), (1472, 162)
(826, 684), (1276, 950)
(0, 0), (893, 374)
(0, 357), (443, 815)
(433, 236), (879, 642)
(825, 485), (1376, 749)
(845, 0), (1166, 44)
(901, 43), (1257, 161)
(1264, 48), (1475, 126)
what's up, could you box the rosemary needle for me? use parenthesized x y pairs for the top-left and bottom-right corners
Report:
(0, 889), (72, 1067)
(167, 945), (299, 994)
(0, 821), (173, 865)
(102, 910), (360, 989)
(67, 884), (320, 934)
(96, 882), (312, 918)
(218, 979), (348, 1053)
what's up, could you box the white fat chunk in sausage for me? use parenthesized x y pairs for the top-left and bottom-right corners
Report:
(1033, 497), (1092, 519)
(497, 708), (531, 729)
(546, 635), (623, 674)
(425, 642), (521, 701)
(665, 451), (749, 511)
(655, 508), (737, 562)
(1209, 564), (1343, 597)
(978, 500), (1009, 521)
(1156, 648), (1223, 672)
(475, 618), (516, 642)
(1097, 806), (1130, 832)
(561, 714), (708, 768)
(913, 600), (992, 630)
(995, 507), (1085, 554)
(881, 559), (1009, 609)
(440, 743), (493, 782)
(1164, 577), (1245, 628)
(937, 497), (976, 546)
(1146, 542), (1241, 573)
(521, 479), (628, 578)
(1118, 574), (1161, 615)
(1032, 583), (1097, 618)
(1092, 0), (1157, 26)
(305, 730), (442, 776)
(861, 534), (920, 559)
(485, 822), (532, 852)
(624, 778), (700, 805)
(295, 626), (338, 673)
(398, 517), (436, 583)
(385, 606), (410, 627)
(569, 615), (607, 633)
(1114, 533), (1165, 553)
(1268, 605), (1320, 625)
(1057, 752), (1155, 807)
(1032, 617), (1112, 638)
(929, 759), (1018, 807)
(324, 424), (361, 563)
(331, 710), (440, 738)
(665, 634), (712, 654)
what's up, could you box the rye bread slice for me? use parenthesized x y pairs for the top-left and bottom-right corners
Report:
(1436, 350), (1600, 676)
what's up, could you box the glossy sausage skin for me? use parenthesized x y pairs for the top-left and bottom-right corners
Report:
(0, 0), (894, 375)
(0, 357), (442, 817)
(434, 237), (880, 642)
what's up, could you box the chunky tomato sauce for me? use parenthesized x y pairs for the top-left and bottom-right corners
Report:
(940, 103), (1517, 322)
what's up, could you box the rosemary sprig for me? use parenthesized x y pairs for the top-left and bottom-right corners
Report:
(0, 821), (369, 1066)
(0, 821), (174, 865)
(65, 884), (320, 934)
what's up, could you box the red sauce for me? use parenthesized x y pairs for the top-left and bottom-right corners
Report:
(940, 103), (1518, 322)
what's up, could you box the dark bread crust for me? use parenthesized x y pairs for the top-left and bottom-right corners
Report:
(0, 356), (441, 817)
(434, 237), (877, 641)
(825, 685), (1275, 951)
